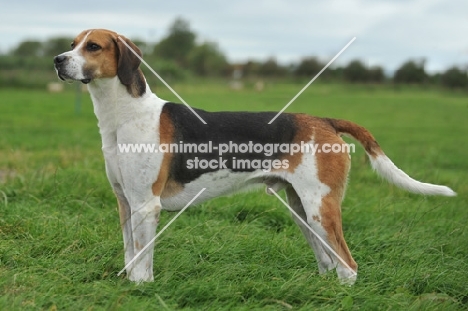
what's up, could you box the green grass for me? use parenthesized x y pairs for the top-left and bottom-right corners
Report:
(0, 82), (467, 310)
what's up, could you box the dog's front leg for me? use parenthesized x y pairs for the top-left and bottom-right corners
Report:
(115, 118), (164, 282)
(127, 196), (161, 282)
(114, 184), (135, 275)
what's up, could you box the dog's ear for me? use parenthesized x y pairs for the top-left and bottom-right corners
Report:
(115, 36), (146, 97)
(116, 36), (141, 84)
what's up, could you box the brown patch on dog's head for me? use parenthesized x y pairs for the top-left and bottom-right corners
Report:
(72, 29), (146, 97)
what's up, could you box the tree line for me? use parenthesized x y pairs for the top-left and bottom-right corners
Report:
(1, 17), (467, 89)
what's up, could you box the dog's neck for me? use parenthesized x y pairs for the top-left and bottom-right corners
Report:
(86, 76), (162, 136)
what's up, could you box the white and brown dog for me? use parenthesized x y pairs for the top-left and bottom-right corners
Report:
(54, 29), (455, 284)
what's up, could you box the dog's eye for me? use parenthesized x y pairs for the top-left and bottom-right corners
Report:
(87, 43), (101, 52)
(71, 42), (75, 49)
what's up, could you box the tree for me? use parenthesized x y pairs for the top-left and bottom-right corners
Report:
(188, 42), (228, 76)
(394, 60), (427, 84)
(294, 57), (323, 77)
(12, 41), (43, 57)
(130, 38), (151, 56)
(343, 60), (368, 83)
(153, 17), (196, 66)
(440, 67), (468, 88)
(258, 58), (287, 77)
(43, 37), (74, 57)
(242, 60), (262, 77)
(368, 66), (385, 83)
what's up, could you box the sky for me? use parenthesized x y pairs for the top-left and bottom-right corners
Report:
(1, 0), (467, 73)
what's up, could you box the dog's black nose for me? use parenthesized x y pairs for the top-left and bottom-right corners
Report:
(54, 55), (67, 65)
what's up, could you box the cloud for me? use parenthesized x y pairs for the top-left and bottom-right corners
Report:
(1, 0), (467, 71)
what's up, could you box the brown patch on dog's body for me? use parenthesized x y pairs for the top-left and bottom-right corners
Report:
(135, 240), (142, 251)
(282, 114), (352, 172)
(152, 108), (184, 199)
(284, 114), (370, 272)
(117, 196), (130, 231)
(161, 180), (184, 199)
(281, 115), (384, 273)
(324, 118), (382, 157)
(315, 130), (356, 271)
(312, 115), (383, 273)
(319, 192), (358, 272)
(280, 114), (323, 172)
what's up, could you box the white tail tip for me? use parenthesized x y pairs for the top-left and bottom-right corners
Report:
(370, 155), (456, 197)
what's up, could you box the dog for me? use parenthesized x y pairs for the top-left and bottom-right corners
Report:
(54, 29), (456, 284)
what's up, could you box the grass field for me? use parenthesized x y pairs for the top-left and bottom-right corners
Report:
(0, 81), (467, 310)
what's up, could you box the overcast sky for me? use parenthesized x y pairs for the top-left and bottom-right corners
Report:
(1, 0), (467, 72)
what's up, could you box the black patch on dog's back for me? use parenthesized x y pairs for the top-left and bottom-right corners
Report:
(161, 102), (297, 184)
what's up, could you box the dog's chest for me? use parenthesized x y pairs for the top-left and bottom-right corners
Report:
(91, 88), (166, 192)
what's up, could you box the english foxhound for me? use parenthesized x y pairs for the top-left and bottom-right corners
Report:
(54, 29), (456, 284)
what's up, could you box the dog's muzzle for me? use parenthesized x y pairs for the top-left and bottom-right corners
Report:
(53, 55), (91, 84)
(54, 55), (68, 81)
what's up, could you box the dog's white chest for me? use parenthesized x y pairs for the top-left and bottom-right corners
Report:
(89, 80), (166, 200)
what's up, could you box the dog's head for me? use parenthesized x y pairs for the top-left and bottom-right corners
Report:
(54, 29), (146, 97)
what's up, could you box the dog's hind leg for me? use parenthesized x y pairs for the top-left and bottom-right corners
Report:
(286, 184), (357, 284)
(285, 186), (336, 274)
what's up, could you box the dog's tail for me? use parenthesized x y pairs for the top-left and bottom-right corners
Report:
(326, 118), (456, 197)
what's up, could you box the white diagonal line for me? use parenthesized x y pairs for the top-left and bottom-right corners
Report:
(117, 188), (206, 277)
(268, 188), (357, 276)
(268, 37), (356, 124)
(117, 37), (207, 125)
